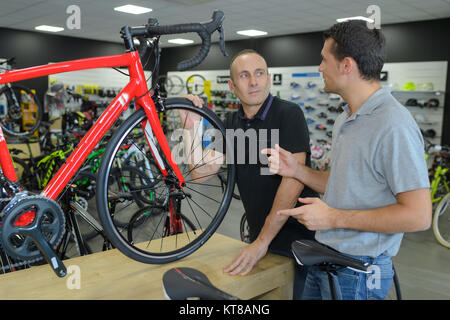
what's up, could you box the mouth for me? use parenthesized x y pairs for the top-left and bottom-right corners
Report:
(248, 90), (260, 95)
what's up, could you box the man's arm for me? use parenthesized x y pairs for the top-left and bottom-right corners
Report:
(178, 94), (224, 182)
(262, 144), (329, 194)
(278, 188), (432, 233)
(181, 119), (223, 182)
(223, 152), (306, 276)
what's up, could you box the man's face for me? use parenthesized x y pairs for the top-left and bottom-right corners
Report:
(229, 53), (271, 108)
(318, 38), (342, 94)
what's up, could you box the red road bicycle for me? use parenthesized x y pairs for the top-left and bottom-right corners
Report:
(0, 11), (235, 277)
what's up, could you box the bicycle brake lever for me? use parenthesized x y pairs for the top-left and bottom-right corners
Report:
(218, 27), (228, 57)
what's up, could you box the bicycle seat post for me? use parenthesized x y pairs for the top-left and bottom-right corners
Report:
(316, 263), (340, 300)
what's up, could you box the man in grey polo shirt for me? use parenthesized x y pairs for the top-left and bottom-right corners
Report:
(262, 21), (432, 299)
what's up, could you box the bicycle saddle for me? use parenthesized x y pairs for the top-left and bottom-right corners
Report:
(291, 240), (370, 273)
(162, 267), (239, 300)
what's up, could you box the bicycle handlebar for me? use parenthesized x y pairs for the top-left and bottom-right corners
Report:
(123, 10), (227, 71)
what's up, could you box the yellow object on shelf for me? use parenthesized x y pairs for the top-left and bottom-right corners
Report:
(20, 89), (38, 136)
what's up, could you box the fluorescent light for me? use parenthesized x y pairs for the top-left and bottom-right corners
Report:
(168, 38), (194, 45)
(336, 16), (374, 23)
(35, 25), (64, 32)
(236, 29), (268, 37)
(114, 4), (152, 14)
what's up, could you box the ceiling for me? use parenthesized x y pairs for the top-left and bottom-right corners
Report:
(0, 0), (449, 48)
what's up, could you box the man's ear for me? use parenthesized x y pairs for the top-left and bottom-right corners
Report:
(341, 57), (354, 75)
(228, 78), (235, 93)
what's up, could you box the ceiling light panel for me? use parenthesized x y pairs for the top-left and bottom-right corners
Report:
(34, 25), (64, 32)
(114, 5), (153, 14)
(167, 38), (194, 45)
(236, 29), (268, 37)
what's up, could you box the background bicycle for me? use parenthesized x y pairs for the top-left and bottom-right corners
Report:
(0, 58), (43, 137)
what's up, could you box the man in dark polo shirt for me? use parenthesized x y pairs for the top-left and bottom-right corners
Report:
(184, 49), (317, 299)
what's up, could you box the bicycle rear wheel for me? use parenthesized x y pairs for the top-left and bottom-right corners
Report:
(96, 98), (235, 264)
(239, 213), (250, 243)
(0, 84), (43, 137)
(433, 192), (450, 248)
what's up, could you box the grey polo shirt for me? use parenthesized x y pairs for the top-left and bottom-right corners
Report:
(316, 88), (430, 257)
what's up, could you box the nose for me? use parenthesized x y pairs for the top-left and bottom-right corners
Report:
(248, 74), (257, 86)
(318, 62), (324, 72)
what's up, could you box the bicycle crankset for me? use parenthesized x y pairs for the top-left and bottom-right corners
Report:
(0, 194), (67, 277)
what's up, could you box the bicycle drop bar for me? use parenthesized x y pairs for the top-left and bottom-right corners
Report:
(122, 10), (227, 71)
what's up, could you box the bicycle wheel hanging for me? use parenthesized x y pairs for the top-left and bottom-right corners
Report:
(186, 74), (206, 95)
(0, 84), (43, 137)
(433, 193), (450, 248)
(96, 98), (235, 264)
(161, 75), (185, 96)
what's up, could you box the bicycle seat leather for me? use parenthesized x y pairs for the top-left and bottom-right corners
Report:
(291, 240), (370, 273)
(162, 267), (239, 300)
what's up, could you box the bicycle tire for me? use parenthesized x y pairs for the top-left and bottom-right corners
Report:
(433, 192), (450, 248)
(0, 84), (43, 137)
(96, 98), (235, 264)
(12, 156), (34, 190)
(108, 165), (150, 219)
(239, 213), (251, 243)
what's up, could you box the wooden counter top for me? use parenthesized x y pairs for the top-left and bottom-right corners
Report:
(0, 233), (294, 300)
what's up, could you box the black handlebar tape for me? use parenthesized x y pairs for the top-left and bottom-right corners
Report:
(146, 24), (211, 71)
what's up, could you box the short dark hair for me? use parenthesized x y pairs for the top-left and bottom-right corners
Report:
(229, 49), (266, 80)
(323, 21), (386, 81)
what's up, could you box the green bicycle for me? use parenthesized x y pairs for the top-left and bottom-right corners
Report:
(425, 141), (450, 248)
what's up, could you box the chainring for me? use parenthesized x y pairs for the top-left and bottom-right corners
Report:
(0, 195), (65, 265)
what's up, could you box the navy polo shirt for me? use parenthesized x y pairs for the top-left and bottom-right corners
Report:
(224, 94), (317, 254)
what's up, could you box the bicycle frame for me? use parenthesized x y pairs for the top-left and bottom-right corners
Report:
(0, 50), (185, 200)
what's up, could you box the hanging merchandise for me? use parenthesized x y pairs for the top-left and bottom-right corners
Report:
(315, 124), (326, 131)
(44, 82), (68, 117)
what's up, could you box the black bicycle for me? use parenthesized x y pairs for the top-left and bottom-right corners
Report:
(0, 58), (43, 136)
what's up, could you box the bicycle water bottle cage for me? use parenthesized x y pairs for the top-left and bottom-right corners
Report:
(291, 240), (370, 273)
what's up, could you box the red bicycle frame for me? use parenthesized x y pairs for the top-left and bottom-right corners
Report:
(0, 51), (185, 200)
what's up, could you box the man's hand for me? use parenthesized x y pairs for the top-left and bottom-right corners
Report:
(223, 241), (268, 276)
(178, 94), (203, 129)
(261, 144), (300, 179)
(277, 197), (337, 231)
(180, 94), (204, 108)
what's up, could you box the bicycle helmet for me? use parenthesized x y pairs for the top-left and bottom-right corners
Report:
(403, 82), (416, 91)
(405, 98), (418, 106)
(425, 98), (439, 108)
(315, 124), (326, 131)
(423, 129), (436, 138)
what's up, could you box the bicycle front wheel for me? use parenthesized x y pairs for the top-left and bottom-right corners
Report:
(0, 84), (43, 137)
(433, 192), (450, 248)
(96, 98), (235, 264)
